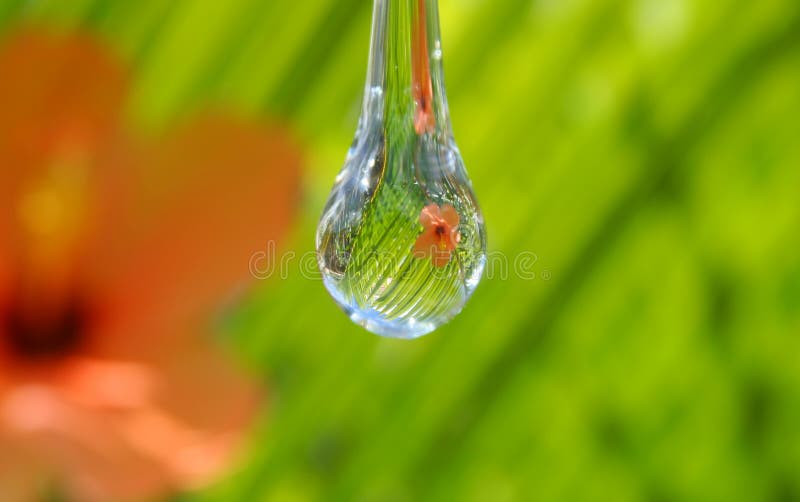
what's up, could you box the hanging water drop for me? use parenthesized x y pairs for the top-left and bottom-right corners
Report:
(316, 0), (487, 338)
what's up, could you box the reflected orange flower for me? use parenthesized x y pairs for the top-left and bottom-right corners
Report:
(414, 203), (460, 268)
(0, 30), (301, 501)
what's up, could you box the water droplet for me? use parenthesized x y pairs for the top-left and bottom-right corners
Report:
(316, 0), (486, 338)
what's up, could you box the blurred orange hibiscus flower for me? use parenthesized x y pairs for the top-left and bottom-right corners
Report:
(0, 29), (301, 501)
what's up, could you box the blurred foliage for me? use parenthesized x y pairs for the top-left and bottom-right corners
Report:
(2, 0), (799, 500)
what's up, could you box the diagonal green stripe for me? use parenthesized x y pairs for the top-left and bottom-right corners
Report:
(411, 6), (800, 488)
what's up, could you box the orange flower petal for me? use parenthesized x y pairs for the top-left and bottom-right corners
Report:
(95, 114), (302, 354)
(431, 250), (452, 268)
(1, 347), (259, 502)
(440, 204), (460, 228)
(414, 229), (438, 257)
(0, 249), (9, 318)
(2, 383), (172, 502)
(116, 336), (260, 491)
(0, 432), (43, 502)
(0, 29), (126, 181)
(418, 203), (440, 227)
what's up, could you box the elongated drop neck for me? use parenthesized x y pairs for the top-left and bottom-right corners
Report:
(363, 0), (451, 138)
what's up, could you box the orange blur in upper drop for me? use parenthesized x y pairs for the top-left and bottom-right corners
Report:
(412, 0), (435, 135)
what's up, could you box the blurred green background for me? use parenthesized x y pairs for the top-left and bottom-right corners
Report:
(3, 0), (799, 500)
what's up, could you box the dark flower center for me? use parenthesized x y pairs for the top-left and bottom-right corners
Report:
(3, 296), (87, 360)
(435, 224), (446, 237)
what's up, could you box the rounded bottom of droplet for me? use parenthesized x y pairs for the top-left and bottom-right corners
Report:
(321, 274), (466, 339)
(341, 304), (441, 339)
